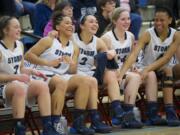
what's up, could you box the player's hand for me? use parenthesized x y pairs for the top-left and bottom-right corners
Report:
(131, 66), (140, 74)
(32, 70), (48, 81)
(16, 74), (30, 83)
(117, 69), (123, 84)
(47, 57), (63, 67)
(117, 76), (123, 85)
(107, 50), (116, 60)
(140, 69), (148, 80)
(62, 55), (74, 65)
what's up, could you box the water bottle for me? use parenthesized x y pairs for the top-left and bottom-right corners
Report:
(60, 116), (68, 135)
(55, 116), (68, 135)
(133, 107), (141, 122)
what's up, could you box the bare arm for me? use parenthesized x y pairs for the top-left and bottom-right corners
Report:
(0, 57), (30, 83)
(68, 44), (79, 74)
(97, 38), (116, 60)
(119, 31), (150, 78)
(130, 33), (135, 51)
(143, 31), (180, 72)
(20, 58), (38, 75)
(24, 37), (55, 66)
(0, 73), (23, 83)
(100, 35), (112, 50)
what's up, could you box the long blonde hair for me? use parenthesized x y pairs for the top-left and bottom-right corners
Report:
(105, 7), (129, 32)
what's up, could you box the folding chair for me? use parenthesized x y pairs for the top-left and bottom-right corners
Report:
(25, 105), (41, 135)
(63, 93), (74, 124)
(98, 86), (112, 126)
(173, 65), (180, 118)
(136, 85), (147, 121)
(0, 96), (41, 135)
(0, 96), (13, 135)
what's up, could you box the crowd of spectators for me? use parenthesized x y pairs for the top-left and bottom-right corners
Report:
(0, 0), (179, 40)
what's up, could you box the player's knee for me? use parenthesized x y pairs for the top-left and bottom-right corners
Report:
(14, 86), (26, 98)
(88, 77), (98, 88)
(147, 71), (157, 80)
(9, 82), (26, 97)
(31, 80), (49, 93)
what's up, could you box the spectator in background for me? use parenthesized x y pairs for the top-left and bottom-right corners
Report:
(116, 0), (142, 40)
(15, 0), (36, 29)
(95, 0), (116, 37)
(21, 0), (58, 52)
(0, 0), (16, 16)
(43, 1), (74, 37)
(70, 0), (97, 21)
(23, 0), (38, 2)
(33, 0), (59, 36)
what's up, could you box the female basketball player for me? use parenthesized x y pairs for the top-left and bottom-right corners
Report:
(118, 6), (180, 126)
(0, 16), (59, 135)
(25, 12), (111, 135)
(73, 13), (143, 128)
(100, 7), (143, 128)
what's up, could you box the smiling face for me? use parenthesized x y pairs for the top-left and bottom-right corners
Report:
(56, 16), (73, 37)
(80, 15), (99, 35)
(4, 18), (21, 41)
(114, 10), (130, 31)
(154, 11), (172, 34)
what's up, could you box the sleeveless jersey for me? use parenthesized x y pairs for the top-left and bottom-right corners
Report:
(140, 27), (176, 67)
(73, 33), (97, 73)
(36, 38), (74, 75)
(104, 30), (133, 68)
(0, 40), (23, 75)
